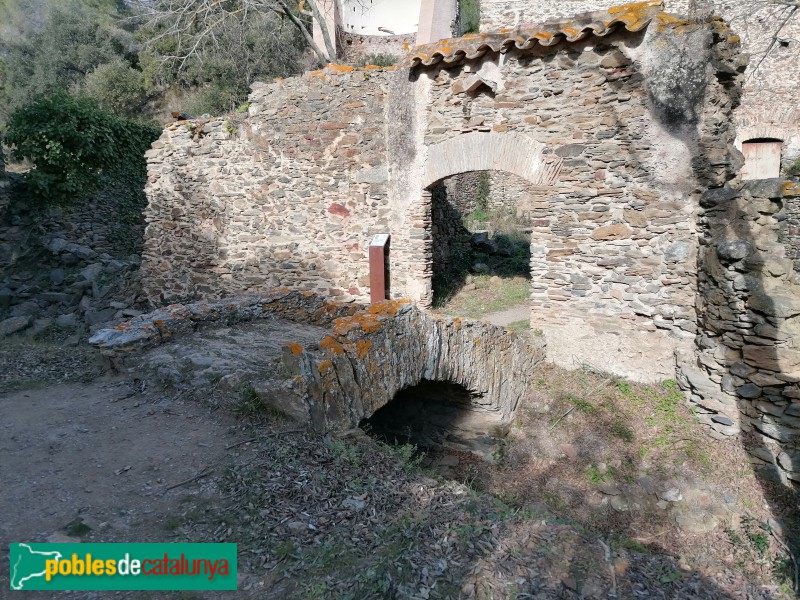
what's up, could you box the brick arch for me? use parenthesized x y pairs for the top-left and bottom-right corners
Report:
(422, 131), (563, 188)
(736, 125), (790, 149)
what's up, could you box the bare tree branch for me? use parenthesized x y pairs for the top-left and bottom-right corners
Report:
(131, 0), (336, 72)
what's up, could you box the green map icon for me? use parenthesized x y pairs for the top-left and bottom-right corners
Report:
(10, 543), (63, 590)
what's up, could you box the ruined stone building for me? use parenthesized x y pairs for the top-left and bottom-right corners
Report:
(139, 1), (800, 481)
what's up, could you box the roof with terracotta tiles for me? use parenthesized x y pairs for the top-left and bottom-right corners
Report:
(405, 0), (664, 67)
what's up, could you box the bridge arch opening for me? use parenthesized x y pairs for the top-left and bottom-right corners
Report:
(359, 379), (507, 456)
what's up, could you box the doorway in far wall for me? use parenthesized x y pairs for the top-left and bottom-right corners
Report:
(741, 138), (783, 180)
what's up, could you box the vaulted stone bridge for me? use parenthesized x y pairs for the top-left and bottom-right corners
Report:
(90, 291), (544, 431)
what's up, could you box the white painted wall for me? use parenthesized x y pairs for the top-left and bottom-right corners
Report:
(340, 0), (422, 35)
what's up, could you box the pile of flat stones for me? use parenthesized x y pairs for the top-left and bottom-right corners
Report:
(0, 232), (143, 340)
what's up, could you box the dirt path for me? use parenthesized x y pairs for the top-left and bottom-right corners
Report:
(482, 304), (529, 327)
(0, 376), (253, 596)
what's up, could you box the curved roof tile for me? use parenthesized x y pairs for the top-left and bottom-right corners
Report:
(404, 0), (664, 67)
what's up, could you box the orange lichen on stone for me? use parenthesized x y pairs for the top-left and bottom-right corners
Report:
(652, 12), (693, 32)
(608, 0), (662, 17)
(288, 342), (303, 355)
(153, 319), (166, 328)
(356, 340), (373, 357)
(783, 182), (800, 197)
(319, 360), (334, 375)
(331, 299), (410, 336)
(320, 336), (346, 355)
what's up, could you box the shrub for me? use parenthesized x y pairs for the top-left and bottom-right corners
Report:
(460, 0), (481, 34)
(84, 60), (149, 118)
(785, 157), (800, 178)
(355, 53), (399, 68)
(4, 93), (160, 205)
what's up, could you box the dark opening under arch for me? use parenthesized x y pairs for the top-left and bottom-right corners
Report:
(359, 379), (507, 456)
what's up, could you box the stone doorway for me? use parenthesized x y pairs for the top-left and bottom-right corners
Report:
(428, 169), (555, 329)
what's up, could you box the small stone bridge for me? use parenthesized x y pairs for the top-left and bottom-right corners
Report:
(90, 290), (544, 431)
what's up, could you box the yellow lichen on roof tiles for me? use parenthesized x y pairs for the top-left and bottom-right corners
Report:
(607, 0), (663, 17)
(404, 0), (663, 67)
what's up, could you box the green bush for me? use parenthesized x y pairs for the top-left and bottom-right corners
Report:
(185, 84), (243, 116)
(4, 93), (160, 204)
(84, 60), (149, 117)
(460, 0), (481, 34)
(0, 0), (136, 125)
(786, 157), (800, 178)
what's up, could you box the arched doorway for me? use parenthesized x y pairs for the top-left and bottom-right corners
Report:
(417, 132), (563, 321)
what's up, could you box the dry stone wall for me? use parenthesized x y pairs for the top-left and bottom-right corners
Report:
(142, 67), (408, 306)
(678, 179), (800, 484)
(142, 8), (744, 382)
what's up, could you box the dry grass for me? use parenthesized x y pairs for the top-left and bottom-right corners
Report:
(452, 363), (799, 596)
(437, 275), (529, 318)
(160, 363), (799, 598)
(0, 328), (103, 392)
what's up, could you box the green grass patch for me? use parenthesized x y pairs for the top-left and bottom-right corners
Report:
(438, 275), (529, 318)
(505, 319), (530, 332)
(568, 394), (598, 415)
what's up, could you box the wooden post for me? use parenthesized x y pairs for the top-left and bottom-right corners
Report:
(369, 233), (390, 303)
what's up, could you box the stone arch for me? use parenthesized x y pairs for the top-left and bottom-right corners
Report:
(735, 125), (790, 150)
(409, 132), (562, 306)
(422, 131), (563, 188)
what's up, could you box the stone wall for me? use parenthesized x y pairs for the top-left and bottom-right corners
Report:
(479, 0), (800, 171)
(141, 67), (404, 306)
(479, 0), (689, 30)
(338, 32), (415, 64)
(782, 194), (800, 271)
(431, 181), (471, 278)
(678, 179), (800, 484)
